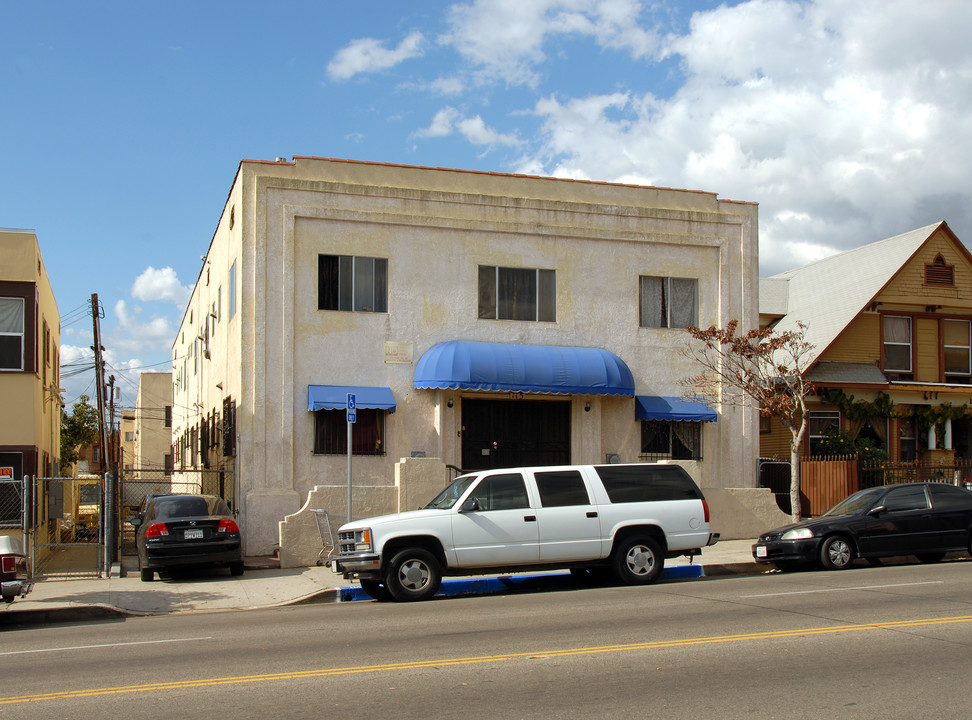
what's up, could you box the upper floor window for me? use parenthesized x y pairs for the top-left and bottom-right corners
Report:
(478, 266), (555, 322)
(0, 297), (25, 371)
(318, 255), (388, 313)
(944, 318), (971, 380)
(639, 277), (697, 329)
(883, 315), (912, 373)
(229, 261), (237, 319)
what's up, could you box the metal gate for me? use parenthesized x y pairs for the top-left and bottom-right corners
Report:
(119, 467), (236, 556)
(32, 475), (105, 578)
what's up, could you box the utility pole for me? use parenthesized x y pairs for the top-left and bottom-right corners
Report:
(91, 294), (112, 575)
(90, 294), (109, 472)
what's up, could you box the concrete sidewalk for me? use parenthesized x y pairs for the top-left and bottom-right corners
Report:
(1, 539), (762, 626)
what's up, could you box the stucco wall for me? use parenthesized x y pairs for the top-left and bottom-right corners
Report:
(179, 158), (760, 556)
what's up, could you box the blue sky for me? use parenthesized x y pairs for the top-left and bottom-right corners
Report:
(3, 0), (972, 411)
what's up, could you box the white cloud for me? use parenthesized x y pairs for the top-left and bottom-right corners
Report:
(507, 0), (972, 275)
(110, 300), (178, 357)
(327, 31), (425, 80)
(414, 106), (520, 146)
(439, 0), (659, 87)
(131, 266), (192, 307)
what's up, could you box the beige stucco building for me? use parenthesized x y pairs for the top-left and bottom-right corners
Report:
(174, 157), (769, 560)
(1, 228), (60, 538)
(134, 372), (173, 472)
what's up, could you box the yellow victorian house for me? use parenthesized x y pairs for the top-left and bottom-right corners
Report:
(760, 221), (972, 469)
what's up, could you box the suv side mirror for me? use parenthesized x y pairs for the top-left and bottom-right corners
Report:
(129, 517), (143, 527)
(459, 499), (480, 513)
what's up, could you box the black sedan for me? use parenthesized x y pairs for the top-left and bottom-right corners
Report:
(131, 494), (244, 582)
(753, 482), (972, 571)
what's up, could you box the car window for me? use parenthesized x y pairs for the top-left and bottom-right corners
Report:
(882, 486), (929, 512)
(823, 487), (884, 516)
(535, 470), (590, 507)
(150, 496), (212, 520)
(929, 483), (972, 510)
(469, 473), (529, 511)
(595, 465), (702, 503)
(425, 475), (478, 509)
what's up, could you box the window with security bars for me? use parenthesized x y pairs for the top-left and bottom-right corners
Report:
(314, 408), (386, 455)
(640, 421), (702, 460)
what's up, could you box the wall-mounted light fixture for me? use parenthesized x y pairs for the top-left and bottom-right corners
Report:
(447, 398), (454, 408)
(584, 401), (591, 412)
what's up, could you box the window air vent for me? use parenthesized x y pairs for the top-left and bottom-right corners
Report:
(925, 254), (954, 286)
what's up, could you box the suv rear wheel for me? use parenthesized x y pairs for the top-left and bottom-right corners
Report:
(612, 535), (664, 585)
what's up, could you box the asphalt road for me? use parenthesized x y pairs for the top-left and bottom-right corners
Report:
(2, 559), (971, 719)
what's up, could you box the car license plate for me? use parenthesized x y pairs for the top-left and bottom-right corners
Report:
(756, 545), (767, 558)
(184, 529), (204, 540)
(331, 560), (339, 573)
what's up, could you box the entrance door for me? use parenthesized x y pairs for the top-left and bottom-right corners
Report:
(460, 398), (570, 470)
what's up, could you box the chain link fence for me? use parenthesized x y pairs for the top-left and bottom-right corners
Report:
(119, 467), (235, 555)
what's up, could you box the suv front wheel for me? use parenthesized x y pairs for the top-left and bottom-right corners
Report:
(384, 548), (442, 601)
(613, 535), (664, 585)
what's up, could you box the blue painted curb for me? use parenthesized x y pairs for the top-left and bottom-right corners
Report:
(338, 564), (704, 602)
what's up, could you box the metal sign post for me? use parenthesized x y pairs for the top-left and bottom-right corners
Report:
(346, 393), (356, 523)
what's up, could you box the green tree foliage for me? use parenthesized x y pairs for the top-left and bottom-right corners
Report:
(60, 395), (100, 473)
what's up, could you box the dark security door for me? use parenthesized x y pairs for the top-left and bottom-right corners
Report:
(461, 398), (570, 470)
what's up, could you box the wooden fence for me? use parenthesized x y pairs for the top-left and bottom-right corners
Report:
(759, 456), (972, 516)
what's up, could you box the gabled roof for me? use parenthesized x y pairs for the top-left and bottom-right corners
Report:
(760, 221), (960, 368)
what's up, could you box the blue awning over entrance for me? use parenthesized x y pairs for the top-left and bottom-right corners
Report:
(307, 385), (397, 412)
(414, 341), (635, 396)
(635, 396), (717, 422)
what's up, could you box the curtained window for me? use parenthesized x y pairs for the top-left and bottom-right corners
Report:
(640, 420), (702, 460)
(883, 316), (912, 372)
(478, 266), (556, 322)
(639, 277), (698, 328)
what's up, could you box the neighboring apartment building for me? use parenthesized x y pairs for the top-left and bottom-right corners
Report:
(0, 228), (61, 537)
(120, 411), (135, 474)
(760, 221), (972, 462)
(133, 372), (173, 473)
(173, 156), (761, 556)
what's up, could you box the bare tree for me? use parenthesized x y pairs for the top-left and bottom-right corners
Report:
(684, 320), (815, 520)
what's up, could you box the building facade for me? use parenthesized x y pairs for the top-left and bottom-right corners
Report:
(134, 372), (173, 472)
(0, 228), (60, 538)
(173, 157), (761, 556)
(759, 222), (972, 464)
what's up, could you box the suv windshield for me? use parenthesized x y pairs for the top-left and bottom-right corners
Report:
(425, 475), (478, 509)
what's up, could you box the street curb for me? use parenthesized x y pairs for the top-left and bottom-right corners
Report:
(0, 604), (130, 627)
(701, 561), (766, 577)
(335, 564), (706, 602)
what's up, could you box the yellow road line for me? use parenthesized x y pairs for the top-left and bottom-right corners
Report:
(4, 615), (972, 705)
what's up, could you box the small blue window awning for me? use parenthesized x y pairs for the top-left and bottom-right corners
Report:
(307, 385), (397, 412)
(414, 341), (635, 396)
(635, 396), (717, 422)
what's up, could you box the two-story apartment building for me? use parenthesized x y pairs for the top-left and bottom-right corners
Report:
(760, 221), (972, 463)
(173, 157), (763, 557)
(134, 372), (173, 473)
(0, 228), (60, 538)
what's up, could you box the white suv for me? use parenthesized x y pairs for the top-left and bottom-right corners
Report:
(332, 463), (719, 601)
